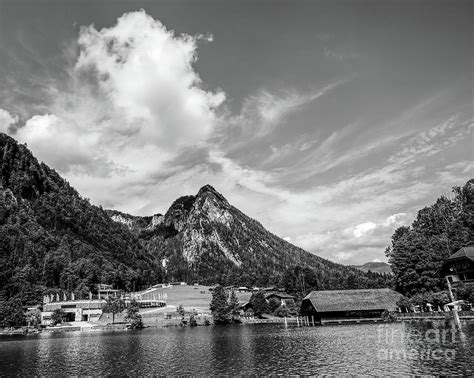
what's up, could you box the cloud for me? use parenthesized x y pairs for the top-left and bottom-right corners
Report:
(227, 79), (348, 142)
(75, 10), (225, 149)
(352, 222), (377, 238)
(0, 108), (18, 133)
(7, 10), (226, 208)
(323, 47), (359, 61)
(291, 213), (413, 263)
(389, 115), (471, 165)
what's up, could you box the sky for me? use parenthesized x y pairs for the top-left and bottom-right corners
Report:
(0, 0), (472, 264)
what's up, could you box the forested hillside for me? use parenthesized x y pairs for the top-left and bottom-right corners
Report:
(1, 132), (391, 324)
(386, 179), (473, 296)
(0, 134), (163, 307)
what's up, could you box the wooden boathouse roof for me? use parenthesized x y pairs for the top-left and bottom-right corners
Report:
(302, 288), (403, 313)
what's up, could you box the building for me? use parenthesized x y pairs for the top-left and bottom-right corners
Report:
(97, 284), (121, 299)
(41, 300), (105, 325)
(301, 288), (403, 323)
(265, 293), (295, 307)
(439, 246), (474, 286)
(128, 287), (167, 307)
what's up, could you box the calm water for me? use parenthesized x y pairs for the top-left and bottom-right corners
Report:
(0, 322), (473, 375)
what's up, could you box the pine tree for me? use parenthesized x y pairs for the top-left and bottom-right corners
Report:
(209, 285), (230, 324)
(228, 290), (240, 321)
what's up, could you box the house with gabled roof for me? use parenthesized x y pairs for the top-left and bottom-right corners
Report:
(439, 246), (474, 286)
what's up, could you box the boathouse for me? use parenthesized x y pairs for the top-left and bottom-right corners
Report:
(300, 288), (403, 324)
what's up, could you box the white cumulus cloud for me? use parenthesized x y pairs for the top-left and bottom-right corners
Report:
(0, 108), (18, 133)
(353, 222), (377, 238)
(7, 10), (226, 209)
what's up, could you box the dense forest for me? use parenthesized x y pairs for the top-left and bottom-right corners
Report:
(386, 179), (473, 303)
(0, 132), (391, 326)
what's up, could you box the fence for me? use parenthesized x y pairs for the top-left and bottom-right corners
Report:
(395, 311), (474, 320)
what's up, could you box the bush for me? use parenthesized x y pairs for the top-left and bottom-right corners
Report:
(268, 298), (280, 313)
(274, 306), (291, 318)
(454, 283), (474, 303)
(249, 290), (269, 318)
(286, 302), (299, 316)
(124, 299), (143, 329)
(26, 308), (41, 327)
(428, 291), (450, 308)
(51, 308), (66, 326)
(397, 296), (411, 309)
(381, 310), (396, 322)
(189, 314), (197, 327)
(244, 308), (254, 317)
(204, 317), (211, 326)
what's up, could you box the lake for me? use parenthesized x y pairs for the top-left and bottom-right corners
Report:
(0, 321), (473, 375)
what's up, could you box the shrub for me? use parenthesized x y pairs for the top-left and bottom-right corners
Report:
(249, 290), (269, 318)
(26, 308), (41, 327)
(274, 306), (291, 318)
(268, 298), (280, 313)
(189, 314), (197, 327)
(286, 302), (299, 316)
(124, 299), (143, 329)
(428, 291), (450, 308)
(51, 308), (66, 326)
(381, 310), (396, 322)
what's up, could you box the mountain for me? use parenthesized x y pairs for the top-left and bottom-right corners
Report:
(352, 262), (393, 275)
(0, 132), (391, 309)
(0, 133), (162, 304)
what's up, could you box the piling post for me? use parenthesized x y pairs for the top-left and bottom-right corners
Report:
(446, 277), (462, 330)
(311, 315), (315, 326)
(296, 316), (300, 327)
(453, 310), (461, 329)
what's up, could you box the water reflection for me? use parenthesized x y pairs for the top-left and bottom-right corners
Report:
(0, 322), (472, 375)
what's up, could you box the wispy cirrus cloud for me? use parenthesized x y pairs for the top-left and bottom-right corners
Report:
(389, 115), (472, 165)
(225, 78), (350, 142)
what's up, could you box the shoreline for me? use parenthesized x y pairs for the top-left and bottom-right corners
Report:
(3, 316), (474, 336)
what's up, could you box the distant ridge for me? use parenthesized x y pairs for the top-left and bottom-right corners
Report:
(352, 262), (393, 275)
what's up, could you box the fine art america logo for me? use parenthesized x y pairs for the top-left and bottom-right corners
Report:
(376, 325), (458, 361)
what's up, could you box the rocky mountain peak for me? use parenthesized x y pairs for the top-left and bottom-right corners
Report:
(196, 184), (229, 207)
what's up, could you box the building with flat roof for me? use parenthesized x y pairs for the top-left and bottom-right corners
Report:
(41, 300), (105, 325)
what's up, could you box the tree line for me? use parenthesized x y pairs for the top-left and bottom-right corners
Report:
(386, 179), (473, 306)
